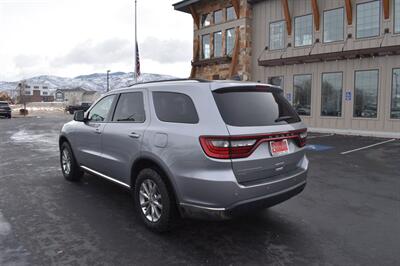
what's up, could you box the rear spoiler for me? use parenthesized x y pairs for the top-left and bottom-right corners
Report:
(213, 85), (283, 94)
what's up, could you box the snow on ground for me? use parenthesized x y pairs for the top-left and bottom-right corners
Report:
(11, 103), (65, 113)
(10, 130), (58, 149)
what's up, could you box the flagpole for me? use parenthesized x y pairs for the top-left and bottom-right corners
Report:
(134, 0), (138, 83)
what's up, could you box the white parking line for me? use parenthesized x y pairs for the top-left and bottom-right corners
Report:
(340, 139), (396, 155)
(308, 133), (335, 139)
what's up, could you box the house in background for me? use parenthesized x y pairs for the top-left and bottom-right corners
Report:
(174, 0), (400, 137)
(17, 84), (54, 103)
(55, 87), (101, 106)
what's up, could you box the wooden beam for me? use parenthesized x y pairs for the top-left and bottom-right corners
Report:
(231, 0), (240, 19)
(189, 5), (200, 29)
(190, 37), (200, 78)
(229, 27), (240, 78)
(311, 0), (320, 31)
(383, 0), (390, 20)
(281, 0), (292, 35)
(345, 0), (353, 25)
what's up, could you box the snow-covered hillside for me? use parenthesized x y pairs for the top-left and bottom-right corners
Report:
(0, 72), (177, 92)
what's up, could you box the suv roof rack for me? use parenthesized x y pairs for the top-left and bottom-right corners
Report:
(128, 78), (209, 87)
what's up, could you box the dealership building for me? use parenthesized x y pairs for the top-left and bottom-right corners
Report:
(174, 0), (400, 137)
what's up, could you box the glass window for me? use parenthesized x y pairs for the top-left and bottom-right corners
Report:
(356, 1), (380, 38)
(153, 92), (199, 124)
(113, 92), (145, 122)
(395, 0), (400, 33)
(226, 6), (236, 21)
(324, 8), (344, 43)
(226, 28), (235, 56)
(88, 95), (115, 122)
(321, 73), (343, 117)
(214, 31), (223, 57)
(391, 69), (400, 119)
(202, 34), (210, 59)
(42, 91), (48, 95)
(293, 75), (312, 116)
(201, 13), (212, 28)
(268, 76), (284, 89)
(213, 87), (300, 127)
(354, 70), (379, 118)
(214, 9), (223, 24)
(269, 21), (285, 50)
(295, 14), (313, 47)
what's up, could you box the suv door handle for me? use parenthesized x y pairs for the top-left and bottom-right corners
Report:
(128, 132), (141, 139)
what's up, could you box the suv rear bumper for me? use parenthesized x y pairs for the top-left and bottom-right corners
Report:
(179, 166), (307, 220)
(0, 110), (11, 117)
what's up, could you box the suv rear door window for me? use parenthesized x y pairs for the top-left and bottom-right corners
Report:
(113, 92), (145, 122)
(213, 87), (301, 127)
(153, 92), (199, 124)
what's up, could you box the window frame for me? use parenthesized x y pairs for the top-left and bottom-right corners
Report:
(152, 91), (200, 124)
(293, 74), (313, 117)
(213, 31), (223, 58)
(320, 72), (344, 118)
(323, 7), (345, 44)
(111, 92), (146, 124)
(394, 0), (400, 34)
(225, 28), (236, 56)
(201, 13), (212, 28)
(201, 34), (211, 59)
(356, 0), (381, 39)
(353, 69), (380, 119)
(269, 20), (286, 50)
(294, 14), (314, 48)
(86, 94), (118, 123)
(391, 68), (400, 119)
(213, 9), (223, 24)
(226, 6), (236, 21)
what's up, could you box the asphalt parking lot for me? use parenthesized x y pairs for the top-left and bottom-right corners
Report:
(0, 115), (399, 266)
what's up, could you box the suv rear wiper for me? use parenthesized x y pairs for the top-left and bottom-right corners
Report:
(275, 116), (294, 122)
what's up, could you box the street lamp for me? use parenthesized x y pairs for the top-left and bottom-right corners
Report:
(107, 70), (111, 92)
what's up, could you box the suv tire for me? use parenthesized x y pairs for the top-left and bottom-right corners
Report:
(60, 142), (83, 182)
(134, 168), (178, 232)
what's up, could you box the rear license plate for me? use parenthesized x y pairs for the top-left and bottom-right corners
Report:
(270, 139), (289, 156)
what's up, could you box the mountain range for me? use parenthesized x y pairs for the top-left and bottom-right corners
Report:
(0, 72), (177, 92)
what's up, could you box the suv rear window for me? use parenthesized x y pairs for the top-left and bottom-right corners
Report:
(0, 102), (9, 107)
(213, 87), (301, 127)
(153, 92), (199, 124)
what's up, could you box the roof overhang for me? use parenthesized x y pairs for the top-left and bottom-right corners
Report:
(173, 0), (202, 13)
(173, 0), (268, 13)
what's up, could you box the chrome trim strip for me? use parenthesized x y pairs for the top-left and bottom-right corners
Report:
(179, 203), (226, 211)
(80, 166), (131, 188)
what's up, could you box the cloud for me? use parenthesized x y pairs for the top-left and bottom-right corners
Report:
(14, 54), (43, 68)
(140, 37), (192, 63)
(52, 38), (133, 67)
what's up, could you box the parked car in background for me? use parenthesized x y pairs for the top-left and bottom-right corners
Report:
(65, 102), (92, 114)
(59, 79), (308, 232)
(0, 101), (11, 118)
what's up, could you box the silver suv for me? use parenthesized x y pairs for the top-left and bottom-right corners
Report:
(59, 80), (308, 232)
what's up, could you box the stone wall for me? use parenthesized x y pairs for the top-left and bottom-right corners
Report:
(191, 0), (252, 81)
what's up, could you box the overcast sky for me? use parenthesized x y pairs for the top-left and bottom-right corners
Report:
(0, 0), (193, 81)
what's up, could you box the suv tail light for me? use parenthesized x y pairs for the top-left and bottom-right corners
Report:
(200, 129), (307, 159)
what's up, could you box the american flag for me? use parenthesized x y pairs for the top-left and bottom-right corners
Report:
(135, 41), (141, 78)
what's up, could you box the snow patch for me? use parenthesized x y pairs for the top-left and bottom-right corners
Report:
(0, 212), (11, 236)
(10, 130), (58, 146)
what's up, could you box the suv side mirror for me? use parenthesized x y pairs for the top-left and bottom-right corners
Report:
(74, 110), (86, 122)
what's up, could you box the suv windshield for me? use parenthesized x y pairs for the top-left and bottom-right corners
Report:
(213, 87), (301, 127)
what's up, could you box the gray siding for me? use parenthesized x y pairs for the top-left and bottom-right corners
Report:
(252, 0), (400, 135)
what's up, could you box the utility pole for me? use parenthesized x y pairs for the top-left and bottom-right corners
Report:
(107, 70), (111, 92)
(134, 0), (138, 83)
